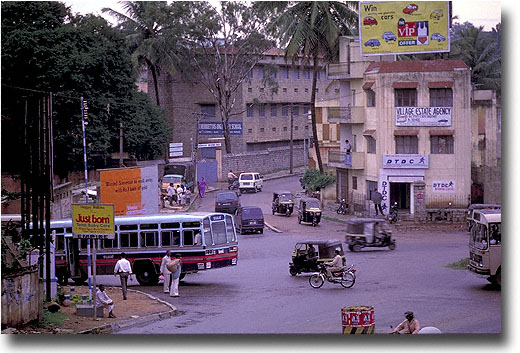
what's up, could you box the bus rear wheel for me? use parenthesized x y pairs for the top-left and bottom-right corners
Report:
(136, 268), (159, 286)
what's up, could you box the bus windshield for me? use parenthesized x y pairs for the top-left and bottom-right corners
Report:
(470, 224), (488, 250)
(211, 221), (228, 244)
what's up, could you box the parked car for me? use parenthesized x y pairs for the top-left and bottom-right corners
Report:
(235, 206), (264, 234)
(363, 16), (378, 26)
(382, 32), (397, 42)
(430, 9), (443, 20)
(364, 39), (381, 47)
(403, 3), (418, 14)
(215, 191), (241, 214)
(431, 33), (446, 42)
(239, 172), (263, 193)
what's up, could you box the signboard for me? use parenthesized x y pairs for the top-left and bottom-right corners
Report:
(99, 166), (158, 216)
(383, 154), (429, 168)
(432, 180), (456, 192)
(169, 142), (183, 157)
(198, 142), (222, 148)
(198, 121), (243, 136)
(359, 1), (450, 56)
(396, 107), (452, 126)
(72, 204), (114, 239)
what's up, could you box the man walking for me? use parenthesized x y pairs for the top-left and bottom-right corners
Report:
(372, 189), (384, 216)
(160, 250), (172, 293)
(114, 252), (133, 300)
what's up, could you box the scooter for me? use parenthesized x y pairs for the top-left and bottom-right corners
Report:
(309, 264), (356, 289)
(387, 202), (398, 223)
(336, 199), (349, 215)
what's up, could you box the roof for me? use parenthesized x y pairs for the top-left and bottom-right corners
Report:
(365, 59), (469, 74)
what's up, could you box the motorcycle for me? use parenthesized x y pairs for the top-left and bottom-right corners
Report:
(387, 202), (398, 224)
(336, 199), (349, 215)
(309, 264), (356, 289)
(228, 177), (239, 191)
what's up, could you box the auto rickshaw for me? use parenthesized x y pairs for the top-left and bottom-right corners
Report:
(297, 197), (322, 226)
(272, 191), (295, 216)
(289, 239), (345, 276)
(344, 218), (396, 252)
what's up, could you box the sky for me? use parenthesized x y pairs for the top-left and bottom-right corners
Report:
(64, 0), (502, 30)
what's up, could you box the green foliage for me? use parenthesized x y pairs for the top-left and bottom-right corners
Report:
(301, 168), (335, 192)
(41, 309), (67, 328)
(444, 257), (470, 270)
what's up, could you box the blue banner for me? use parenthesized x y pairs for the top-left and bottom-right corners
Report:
(198, 121), (243, 136)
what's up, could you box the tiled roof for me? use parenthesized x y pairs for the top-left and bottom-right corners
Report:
(365, 59), (469, 74)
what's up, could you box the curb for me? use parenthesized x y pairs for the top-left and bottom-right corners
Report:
(264, 222), (283, 233)
(77, 288), (178, 334)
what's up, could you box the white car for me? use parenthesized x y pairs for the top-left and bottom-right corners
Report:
(239, 172), (263, 193)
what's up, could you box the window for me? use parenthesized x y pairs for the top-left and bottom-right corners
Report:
(305, 88), (309, 93)
(259, 87), (264, 93)
(430, 88), (453, 107)
(211, 221), (228, 244)
(282, 104), (289, 117)
(283, 67), (289, 79)
(366, 136), (376, 154)
(247, 70), (253, 80)
(293, 68), (300, 80)
(431, 135), (454, 154)
(395, 136), (418, 154)
(258, 66), (264, 79)
(260, 127), (265, 132)
(282, 87), (287, 93)
(140, 231), (158, 247)
(271, 104), (277, 117)
(201, 104), (216, 117)
(395, 89), (417, 107)
(366, 90), (376, 107)
(248, 87), (252, 93)
(283, 126), (288, 131)
(366, 181), (378, 200)
(120, 232), (138, 248)
(352, 176), (358, 190)
(259, 104), (265, 117)
(248, 128), (253, 134)
(294, 88), (298, 93)
(303, 104), (309, 115)
(292, 105), (299, 116)
(272, 127), (276, 132)
(304, 68), (311, 79)
(295, 126), (299, 131)
(247, 104), (254, 117)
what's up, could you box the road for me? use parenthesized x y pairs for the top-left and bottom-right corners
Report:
(108, 175), (501, 334)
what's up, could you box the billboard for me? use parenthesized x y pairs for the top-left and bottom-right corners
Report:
(72, 204), (115, 239)
(359, 1), (450, 56)
(99, 166), (158, 216)
(396, 106), (452, 126)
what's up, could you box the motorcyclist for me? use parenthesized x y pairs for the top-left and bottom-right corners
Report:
(392, 311), (421, 334)
(324, 249), (343, 278)
(227, 170), (238, 186)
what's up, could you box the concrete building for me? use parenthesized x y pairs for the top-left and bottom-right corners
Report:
(329, 37), (472, 217)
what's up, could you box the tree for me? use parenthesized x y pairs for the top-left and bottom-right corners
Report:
(256, 1), (358, 172)
(175, 1), (274, 154)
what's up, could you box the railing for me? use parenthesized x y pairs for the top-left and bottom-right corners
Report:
(327, 107), (364, 124)
(328, 150), (365, 169)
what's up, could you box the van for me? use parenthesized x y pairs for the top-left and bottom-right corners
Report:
(235, 206), (264, 234)
(239, 172), (263, 193)
(215, 191), (241, 215)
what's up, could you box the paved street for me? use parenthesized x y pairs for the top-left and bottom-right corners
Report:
(96, 175), (501, 334)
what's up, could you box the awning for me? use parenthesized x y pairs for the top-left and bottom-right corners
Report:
(394, 129), (419, 136)
(362, 81), (374, 90)
(363, 129), (376, 136)
(429, 129), (454, 135)
(428, 81), (454, 88)
(392, 82), (418, 89)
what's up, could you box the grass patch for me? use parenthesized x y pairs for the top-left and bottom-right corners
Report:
(40, 309), (68, 328)
(323, 215), (350, 224)
(444, 257), (469, 270)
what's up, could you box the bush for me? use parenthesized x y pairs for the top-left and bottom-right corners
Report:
(301, 168), (335, 192)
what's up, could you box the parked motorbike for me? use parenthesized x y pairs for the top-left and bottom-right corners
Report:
(387, 202), (398, 224)
(336, 199), (349, 215)
(435, 202), (452, 221)
(309, 264), (356, 289)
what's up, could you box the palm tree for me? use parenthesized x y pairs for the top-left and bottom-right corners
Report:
(257, 1), (358, 172)
(102, 1), (179, 107)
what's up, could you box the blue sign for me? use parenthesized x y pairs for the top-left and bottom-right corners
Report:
(198, 121), (243, 136)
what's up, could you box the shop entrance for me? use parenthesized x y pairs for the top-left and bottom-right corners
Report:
(389, 182), (410, 211)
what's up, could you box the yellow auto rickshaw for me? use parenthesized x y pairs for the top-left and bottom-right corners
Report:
(272, 191), (295, 216)
(297, 197), (322, 227)
(345, 218), (396, 252)
(289, 239), (345, 276)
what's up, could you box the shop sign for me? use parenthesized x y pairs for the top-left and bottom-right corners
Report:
(432, 180), (456, 193)
(396, 107), (452, 126)
(383, 154), (429, 168)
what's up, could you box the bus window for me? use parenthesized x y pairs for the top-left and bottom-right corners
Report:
(141, 231), (158, 247)
(56, 234), (65, 251)
(161, 222), (180, 229)
(489, 223), (501, 245)
(120, 232), (138, 248)
(141, 224), (158, 230)
(183, 230), (194, 246)
(203, 218), (212, 245)
(225, 215), (235, 241)
(120, 224), (138, 231)
(102, 238), (116, 249)
(161, 230), (180, 246)
(183, 222), (201, 228)
(211, 221), (227, 244)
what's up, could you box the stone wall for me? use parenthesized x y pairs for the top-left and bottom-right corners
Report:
(472, 165), (502, 204)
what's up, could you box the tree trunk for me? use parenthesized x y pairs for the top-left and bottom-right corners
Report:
(148, 61), (161, 107)
(311, 59), (324, 173)
(222, 112), (232, 154)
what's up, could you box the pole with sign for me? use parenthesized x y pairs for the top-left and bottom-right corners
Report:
(72, 204), (115, 319)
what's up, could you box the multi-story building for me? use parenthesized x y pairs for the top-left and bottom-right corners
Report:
(329, 36), (472, 217)
(151, 48), (339, 180)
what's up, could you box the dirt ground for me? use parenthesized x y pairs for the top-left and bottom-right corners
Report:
(12, 286), (172, 334)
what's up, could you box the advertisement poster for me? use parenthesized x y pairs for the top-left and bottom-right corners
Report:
(198, 121), (243, 136)
(396, 106), (452, 126)
(99, 166), (158, 216)
(72, 204), (114, 239)
(359, 1), (450, 56)
(432, 180), (456, 193)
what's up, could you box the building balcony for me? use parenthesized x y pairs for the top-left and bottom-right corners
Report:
(327, 62), (365, 80)
(328, 150), (365, 169)
(327, 106), (364, 124)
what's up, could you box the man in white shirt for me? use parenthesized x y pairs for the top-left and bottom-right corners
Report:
(176, 185), (183, 205)
(325, 249), (344, 278)
(159, 250), (172, 293)
(114, 252), (133, 300)
(167, 183), (175, 207)
(96, 284), (116, 318)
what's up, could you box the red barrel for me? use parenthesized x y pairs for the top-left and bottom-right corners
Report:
(341, 306), (375, 334)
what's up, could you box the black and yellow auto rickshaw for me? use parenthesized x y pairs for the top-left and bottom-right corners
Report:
(289, 239), (345, 276)
(272, 191), (295, 216)
(344, 218), (396, 252)
(297, 197), (322, 226)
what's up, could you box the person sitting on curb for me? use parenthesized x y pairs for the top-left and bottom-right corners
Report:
(96, 284), (116, 318)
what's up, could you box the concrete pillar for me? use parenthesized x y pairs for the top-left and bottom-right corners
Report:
(413, 181), (427, 221)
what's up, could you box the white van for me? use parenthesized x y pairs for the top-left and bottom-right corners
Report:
(239, 172), (263, 193)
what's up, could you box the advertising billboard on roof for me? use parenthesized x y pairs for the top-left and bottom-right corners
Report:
(359, 1), (450, 56)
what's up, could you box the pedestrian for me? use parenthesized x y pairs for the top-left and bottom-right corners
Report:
(167, 183), (175, 207)
(176, 184), (184, 205)
(114, 252), (133, 300)
(159, 250), (172, 293)
(180, 185), (187, 206)
(345, 139), (352, 154)
(167, 253), (182, 297)
(372, 188), (384, 216)
(197, 181), (201, 197)
(96, 284), (116, 318)
(199, 177), (207, 198)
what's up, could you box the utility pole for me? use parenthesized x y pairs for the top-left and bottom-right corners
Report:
(119, 122), (124, 168)
(289, 104), (294, 174)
